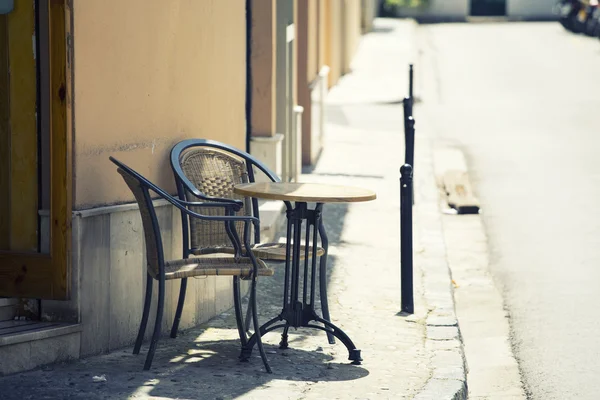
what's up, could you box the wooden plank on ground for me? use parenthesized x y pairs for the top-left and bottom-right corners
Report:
(443, 170), (480, 214)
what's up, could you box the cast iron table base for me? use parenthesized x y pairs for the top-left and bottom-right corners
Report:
(239, 202), (362, 365)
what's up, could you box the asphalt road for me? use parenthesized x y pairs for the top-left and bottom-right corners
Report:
(418, 21), (600, 400)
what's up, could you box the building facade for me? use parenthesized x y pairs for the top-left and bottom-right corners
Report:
(391, 0), (557, 19)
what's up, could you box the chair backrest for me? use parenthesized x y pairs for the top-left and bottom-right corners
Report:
(179, 147), (252, 252)
(171, 139), (285, 256)
(112, 160), (164, 279)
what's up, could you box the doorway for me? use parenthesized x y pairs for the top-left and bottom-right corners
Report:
(470, 0), (507, 16)
(0, 0), (71, 300)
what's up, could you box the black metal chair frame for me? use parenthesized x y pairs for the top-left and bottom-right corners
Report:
(108, 156), (271, 372)
(169, 139), (336, 345)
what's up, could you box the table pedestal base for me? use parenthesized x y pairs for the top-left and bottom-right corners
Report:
(239, 309), (362, 365)
(239, 202), (362, 366)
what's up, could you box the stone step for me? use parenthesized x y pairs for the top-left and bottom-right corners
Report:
(0, 320), (81, 376)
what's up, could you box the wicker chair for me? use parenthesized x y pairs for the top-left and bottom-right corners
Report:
(109, 157), (274, 372)
(169, 139), (335, 345)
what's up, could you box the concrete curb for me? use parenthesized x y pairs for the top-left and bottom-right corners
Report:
(432, 144), (527, 398)
(412, 137), (468, 400)
(404, 18), (467, 398)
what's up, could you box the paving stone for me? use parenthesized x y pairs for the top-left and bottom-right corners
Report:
(414, 378), (467, 400)
(427, 326), (461, 341)
(427, 315), (458, 327)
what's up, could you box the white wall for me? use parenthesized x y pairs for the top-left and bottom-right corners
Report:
(507, 0), (557, 18)
(42, 203), (241, 357)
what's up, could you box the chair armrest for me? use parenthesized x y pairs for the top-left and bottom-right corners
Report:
(160, 190), (259, 224)
(181, 186), (244, 209)
(179, 199), (240, 209)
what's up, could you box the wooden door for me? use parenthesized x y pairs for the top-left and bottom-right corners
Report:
(0, 0), (71, 300)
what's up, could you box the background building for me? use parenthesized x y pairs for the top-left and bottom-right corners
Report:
(386, 0), (557, 20)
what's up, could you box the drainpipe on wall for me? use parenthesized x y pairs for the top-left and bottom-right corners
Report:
(245, 0), (252, 153)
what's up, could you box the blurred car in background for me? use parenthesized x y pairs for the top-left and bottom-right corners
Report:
(556, 0), (599, 33)
(584, 0), (600, 35)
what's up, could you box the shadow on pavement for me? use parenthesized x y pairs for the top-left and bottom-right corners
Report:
(0, 333), (368, 400)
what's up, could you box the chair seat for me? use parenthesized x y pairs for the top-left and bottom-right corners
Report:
(165, 253), (274, 280)
(192, 243), (325, 261)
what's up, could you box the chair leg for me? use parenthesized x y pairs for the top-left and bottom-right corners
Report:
(233, 276), (248, 346)
(318, 221), (336, 345)
(251, 277), (271, 373)
(134, 274), (153, 355)
(144, 276), (165, 370)
(170, 278), (188, 338)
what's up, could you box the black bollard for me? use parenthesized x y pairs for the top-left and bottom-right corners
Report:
(409, 64), (414, 103)
(405, 116), (415, 169)
(403, 96), (412, 136)
(404, 116), (415, 205)
(400, 164), (414, 314)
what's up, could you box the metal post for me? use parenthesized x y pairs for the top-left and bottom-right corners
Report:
(402, 96), (411, 138)
(409, 64), (414, 103)
(400, 164), (414, 314)
(405, 116), (415, 168)
(403, 114), (415, 206)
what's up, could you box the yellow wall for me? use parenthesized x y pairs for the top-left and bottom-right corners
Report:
(319, 0), (364, 87)
(306, 0), (318, 84)
(73, 0), (246, 207)
(318, 0), (326, 73)
(251, 0), (277, 137)
(324, 0), (343, 88)
(342, 0), (362, 75)
(361, 0), (378, 33)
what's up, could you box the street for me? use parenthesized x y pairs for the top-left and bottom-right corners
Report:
(418, 21), (600, 399)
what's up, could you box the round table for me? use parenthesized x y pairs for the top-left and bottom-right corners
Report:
(233, 182), (376, 365)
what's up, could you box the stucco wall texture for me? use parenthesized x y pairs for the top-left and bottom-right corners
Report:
(73, 0), (246, 208)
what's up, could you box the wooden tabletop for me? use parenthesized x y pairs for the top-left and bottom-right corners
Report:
(233, 182), (376, 203)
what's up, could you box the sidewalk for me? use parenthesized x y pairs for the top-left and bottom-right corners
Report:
(0, 19), (465, 400)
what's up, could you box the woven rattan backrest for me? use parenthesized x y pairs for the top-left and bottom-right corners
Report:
(179, 148), (252, 251)
(117, 168), (161, 278)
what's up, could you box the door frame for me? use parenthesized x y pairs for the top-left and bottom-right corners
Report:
(0, 0), (72, 300)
